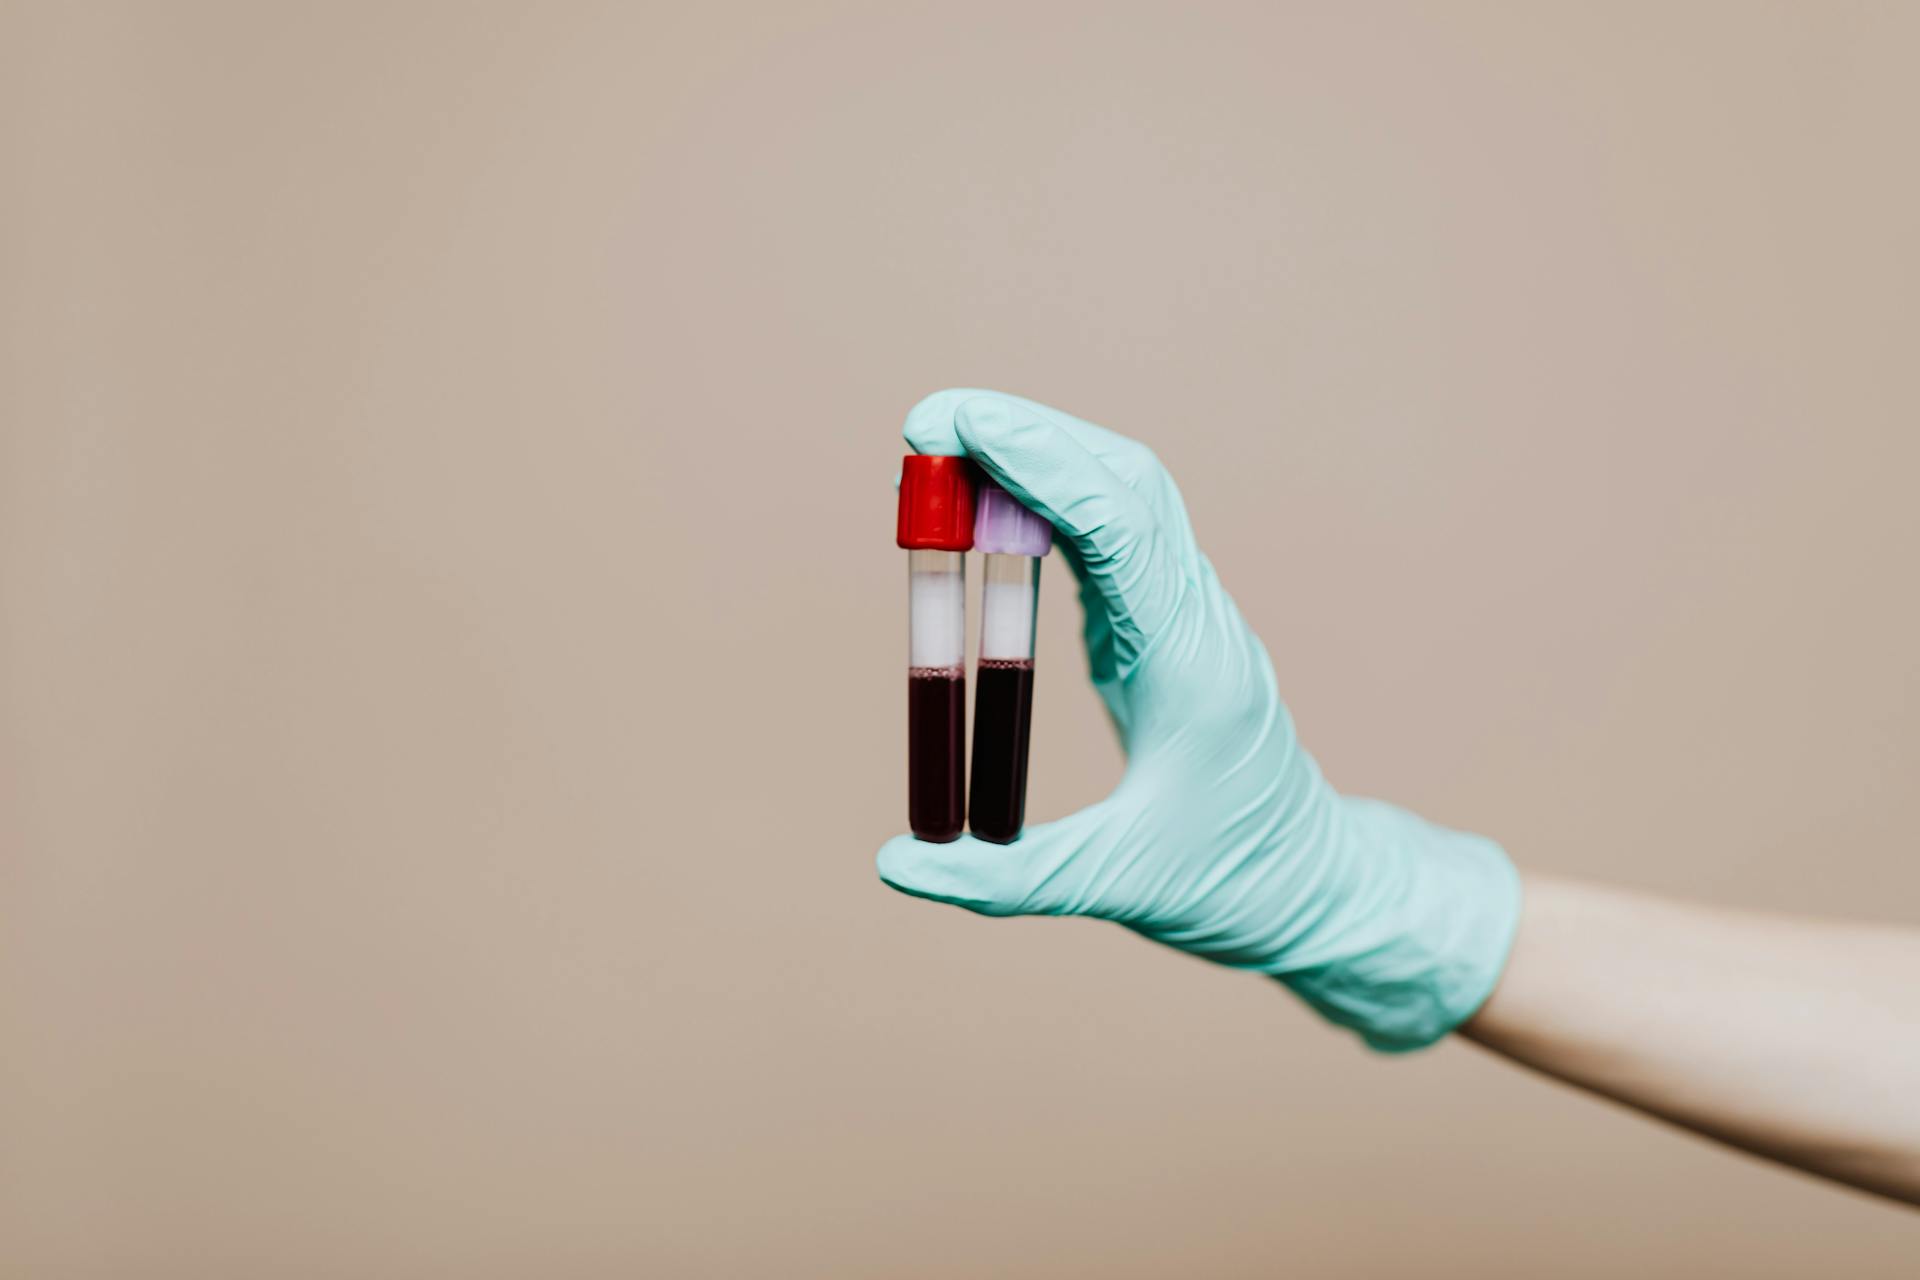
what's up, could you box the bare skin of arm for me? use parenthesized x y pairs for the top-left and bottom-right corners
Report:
(1460, 875), (1920, 1205)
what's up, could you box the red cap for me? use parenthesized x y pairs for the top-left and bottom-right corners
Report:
(896, 455), (976, 551)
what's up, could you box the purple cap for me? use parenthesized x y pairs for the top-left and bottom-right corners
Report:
(973, 480), (1052, 556)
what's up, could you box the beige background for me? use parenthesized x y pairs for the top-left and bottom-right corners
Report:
(4, 2), (1918, 1275)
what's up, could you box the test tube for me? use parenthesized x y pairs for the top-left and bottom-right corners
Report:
(968, 481), (1050, 844)
(897, 456), (977, 843)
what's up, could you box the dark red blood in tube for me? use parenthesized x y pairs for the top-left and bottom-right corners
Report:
(968, 658), (1034, 843)
(908, 666), (966, 842)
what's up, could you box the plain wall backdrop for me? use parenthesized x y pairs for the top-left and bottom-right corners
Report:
(3, 2), (1918, 1275)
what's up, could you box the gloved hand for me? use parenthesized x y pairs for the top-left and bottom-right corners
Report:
(877, 389), (1521, 1051)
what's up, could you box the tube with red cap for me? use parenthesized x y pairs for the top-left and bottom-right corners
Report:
(897, 456), (976, 843)
(968, 481), (1050, 843)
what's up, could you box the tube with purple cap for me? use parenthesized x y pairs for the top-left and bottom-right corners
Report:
(968, 479), (1051, 843)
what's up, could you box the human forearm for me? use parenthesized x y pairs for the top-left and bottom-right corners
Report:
(873, 390), (1920, 1208)
(1462, 874), (1920, 1205)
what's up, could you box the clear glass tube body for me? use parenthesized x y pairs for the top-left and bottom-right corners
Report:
(969, 553), (1040, 843)
(907, 550), (966, 842)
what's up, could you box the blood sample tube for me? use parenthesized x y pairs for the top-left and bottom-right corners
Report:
(897, 455), (977, 843)
(968, 480), (1050, 843)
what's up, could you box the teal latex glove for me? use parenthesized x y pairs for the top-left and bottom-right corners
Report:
(877, 390), (1521, 1051)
